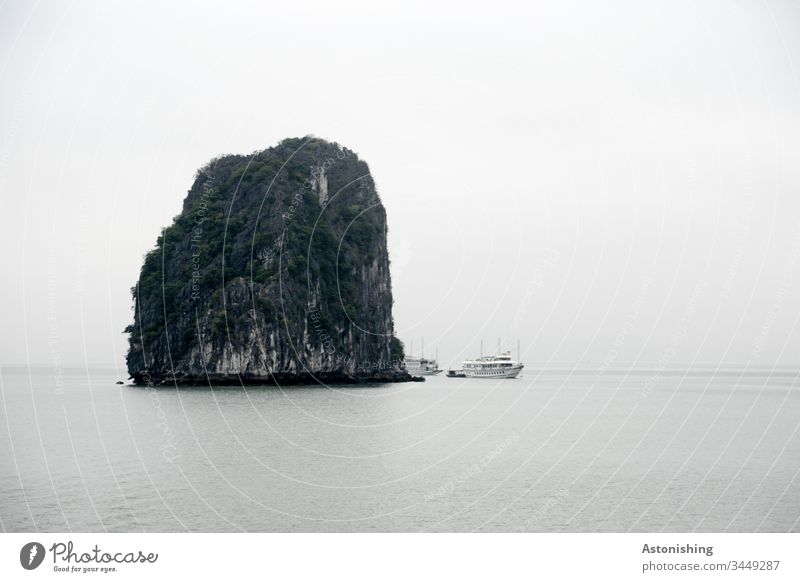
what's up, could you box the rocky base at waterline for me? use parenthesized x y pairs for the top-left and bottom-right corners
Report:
(126, 137), (409, 386)
(131, 369), (420, 386)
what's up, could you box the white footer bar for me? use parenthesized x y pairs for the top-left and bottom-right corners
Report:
(1, 533), (796, 581)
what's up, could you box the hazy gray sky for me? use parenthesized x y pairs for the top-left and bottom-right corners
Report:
(1, 0), (799, 371)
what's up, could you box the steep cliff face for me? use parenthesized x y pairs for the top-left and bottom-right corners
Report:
(126, 137), (407, 384)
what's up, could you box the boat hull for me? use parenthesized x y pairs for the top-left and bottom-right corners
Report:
(409, 369), (443, 376)
(462, 365), (523, 379)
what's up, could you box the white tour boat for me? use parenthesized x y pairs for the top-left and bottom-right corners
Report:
(461, 351), (524, 379)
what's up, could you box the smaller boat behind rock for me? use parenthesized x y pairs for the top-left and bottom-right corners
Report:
(404, 356), (443, 376)
(404, 340), (442, 376)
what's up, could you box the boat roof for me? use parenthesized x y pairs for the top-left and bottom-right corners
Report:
(463, 353), (515, 362)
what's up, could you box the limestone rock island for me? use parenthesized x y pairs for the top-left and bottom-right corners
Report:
(126, 137), (409, 385)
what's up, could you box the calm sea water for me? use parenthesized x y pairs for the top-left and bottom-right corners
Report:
(1, 365), (798, 532)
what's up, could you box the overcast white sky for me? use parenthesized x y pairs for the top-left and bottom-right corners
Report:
(1, 0), (799, 371)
